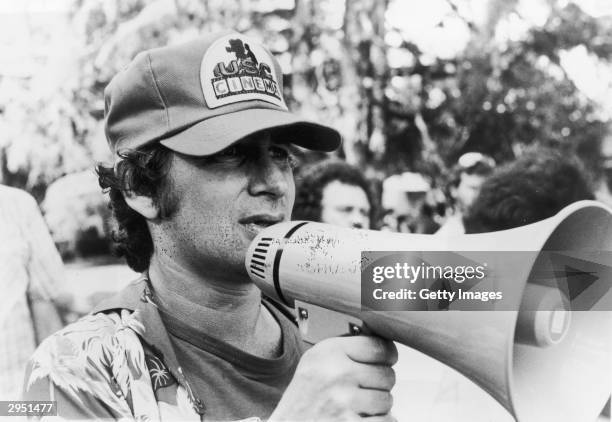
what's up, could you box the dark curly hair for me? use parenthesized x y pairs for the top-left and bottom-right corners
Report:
(292, 159), (374, 225)
(96, 144), (178, 272)
(463, 148), (594, 234)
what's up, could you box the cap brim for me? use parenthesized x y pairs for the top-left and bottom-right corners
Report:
(160, 108), (341, 156)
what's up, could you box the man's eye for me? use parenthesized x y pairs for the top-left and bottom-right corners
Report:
(270, 146), (297, 168)
(269, 146), (289, 160)
(210, 146), (248, 164)
(217, 146), (240, 158)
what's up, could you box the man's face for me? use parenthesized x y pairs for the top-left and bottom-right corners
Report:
(320, 180), (370, 229)
(394, 192), (426, 233)
(455, 173), (486, 212)
(381, 187), (426, 232)
(155, 131), (295, 279)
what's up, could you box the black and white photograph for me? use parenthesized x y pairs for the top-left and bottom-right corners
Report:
(1, 0), (612, 420)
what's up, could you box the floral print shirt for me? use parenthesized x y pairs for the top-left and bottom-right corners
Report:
(22, 276), (269, 421)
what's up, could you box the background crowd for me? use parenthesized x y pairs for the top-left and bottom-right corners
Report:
(1, 0), (612, 415)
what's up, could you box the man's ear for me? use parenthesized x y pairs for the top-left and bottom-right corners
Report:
(124, 192), (160, 220)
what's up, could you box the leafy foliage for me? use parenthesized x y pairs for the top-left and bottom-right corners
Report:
(1, 0), (610, 249)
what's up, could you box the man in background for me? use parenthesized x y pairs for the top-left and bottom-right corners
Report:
(394, 149), (593, 421)
(462, 147), (612, 419)
(293, 159), (374, 229)
(0, 184), (71, 400)
(382, 171), (439, 233)
(437, 152), (495, 236)
(464, 148), (593, 233)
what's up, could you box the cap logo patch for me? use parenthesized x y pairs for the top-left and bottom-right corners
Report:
(201, 34), (287, 110)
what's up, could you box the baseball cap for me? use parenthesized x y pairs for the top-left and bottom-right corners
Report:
(104, 31), (341, 157)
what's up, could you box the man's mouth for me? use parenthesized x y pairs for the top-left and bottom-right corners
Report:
(239, 214), (285, 235)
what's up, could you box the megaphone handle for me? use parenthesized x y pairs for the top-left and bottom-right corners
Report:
(294, 300), (368, 345)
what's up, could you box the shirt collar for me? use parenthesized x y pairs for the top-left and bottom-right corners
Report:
(91, 273), (206, 415)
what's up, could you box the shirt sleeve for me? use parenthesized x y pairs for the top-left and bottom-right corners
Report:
(22, 313), (151, 421)
(20, 192), (67, 303)
(22, 360), (118, 420)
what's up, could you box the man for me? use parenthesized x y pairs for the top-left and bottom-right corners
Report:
(23, 32), (397, 421)
(463, 148), (593, 233)
(436, 152), (494, 236)
(0, 185), (71, 400)
(293, 159), (373, 229)
(381, 172), (438, 233)
(461, 148), (607, 419)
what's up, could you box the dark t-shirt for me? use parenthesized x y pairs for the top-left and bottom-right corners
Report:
(159, 302), (304, 421)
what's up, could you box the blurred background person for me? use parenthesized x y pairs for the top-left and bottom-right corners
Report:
(394, 148), (597, 422)
(0, 185), (73, 400)
(460, 146), (609, 419)
(382, 172), (439, 234)
(293, 159), (374, 229)
(437, 152), (495, 236)
(463, 148), (594, 233)
(594, 138), (612, 208)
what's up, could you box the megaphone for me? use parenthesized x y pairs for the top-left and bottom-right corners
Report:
(245, 200), (612, 422)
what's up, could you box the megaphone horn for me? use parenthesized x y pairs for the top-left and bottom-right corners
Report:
(246, 200), (612, 422)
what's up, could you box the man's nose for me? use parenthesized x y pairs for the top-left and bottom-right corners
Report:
(247, 158), (289, 198)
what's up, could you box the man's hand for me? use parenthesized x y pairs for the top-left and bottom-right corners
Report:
(269, 336), (398, 422)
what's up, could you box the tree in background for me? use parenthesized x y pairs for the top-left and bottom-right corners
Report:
(0, 0), (611, 253)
